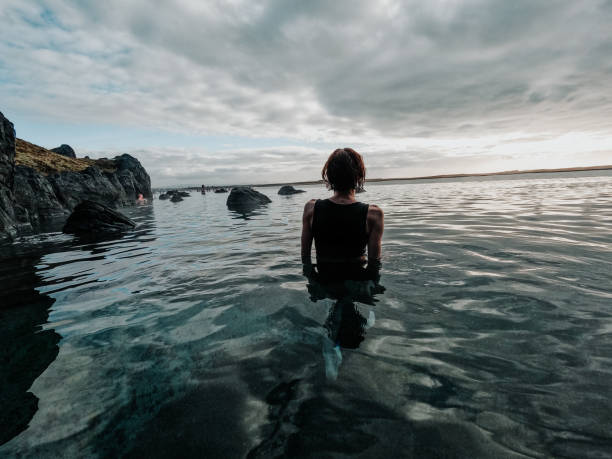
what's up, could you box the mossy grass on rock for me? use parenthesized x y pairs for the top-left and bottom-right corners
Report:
(278, 185), (305, 195)
(63, 200), (136, 236)
(15, 138), (115, 175)
(226, 186), (271, 211)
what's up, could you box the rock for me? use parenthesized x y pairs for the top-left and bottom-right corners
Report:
(0, 113), (153, 240)
(50, 144), (76, 159)
(63, 200), (135, 236)
(13, 166), (71, 227)
(158, 193), (170, 200)
(278, 185), (305, 195)
(170, 194), (183, 202)
(0, 112), (17, 240)
(214, 188), (228, 193)
(11, 155), (151, 230)
(113, 153), (152, 201)
(177, 191), (190, 197)
(226, 186), (271, 212)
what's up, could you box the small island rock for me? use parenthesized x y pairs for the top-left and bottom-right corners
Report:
(170, 194), (183, 202)
(278, 185), (306, 195)
(226, 186), (271, 211)
(63, 200), (135, 236)
(51, 144), (76, 159)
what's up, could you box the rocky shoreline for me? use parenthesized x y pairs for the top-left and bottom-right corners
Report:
(0, 112), (152, 241)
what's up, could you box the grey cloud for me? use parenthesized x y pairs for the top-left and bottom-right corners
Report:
(1, 0), (611, 185)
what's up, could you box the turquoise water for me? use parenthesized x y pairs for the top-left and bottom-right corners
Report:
(1, 171), (612, 457)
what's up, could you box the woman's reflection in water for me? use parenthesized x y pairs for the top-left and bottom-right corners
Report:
(303, 261), (384, 380)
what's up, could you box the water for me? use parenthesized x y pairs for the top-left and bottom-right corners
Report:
(1, 171), (612, 458)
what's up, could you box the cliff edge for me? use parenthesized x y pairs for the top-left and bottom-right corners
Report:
(0, 112), (152, 241)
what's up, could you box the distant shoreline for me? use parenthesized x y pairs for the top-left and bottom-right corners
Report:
(251, 164), (612, 188)
(154, 164), (612, 191)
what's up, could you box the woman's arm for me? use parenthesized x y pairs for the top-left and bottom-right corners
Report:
(367, 204), (384, 262)
(301, 199), (316, 263)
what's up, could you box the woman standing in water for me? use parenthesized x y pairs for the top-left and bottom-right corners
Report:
(301, 147), (384, 379)
(301, 147), (384, 280)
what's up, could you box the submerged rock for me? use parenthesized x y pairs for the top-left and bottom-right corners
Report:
(63, 200), (135, 236)
(226, 186), (271, 211)
(177, 191), (190, 197)
(215, 188), (228, 193)
(50, 144), (76, 159)
(158, 193), (170, 200)
(170, 194), (183, 202)
(278, 185), (305, 195)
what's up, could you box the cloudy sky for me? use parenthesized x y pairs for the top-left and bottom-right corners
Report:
(1, 0), (611, 186)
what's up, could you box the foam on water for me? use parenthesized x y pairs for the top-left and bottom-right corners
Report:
(1, 170), (611, 457)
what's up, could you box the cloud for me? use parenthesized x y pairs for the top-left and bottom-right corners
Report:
(1, 0), (611, 185)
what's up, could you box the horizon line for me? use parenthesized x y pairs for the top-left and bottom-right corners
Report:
(154, 164), (612, 190)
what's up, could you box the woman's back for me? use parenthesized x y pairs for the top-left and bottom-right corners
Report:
(301, 147), (383, 281)
(312, 199), (369, 262)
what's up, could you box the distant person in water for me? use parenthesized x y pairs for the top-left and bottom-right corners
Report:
(301, 147), (384, 281)
(137, 193), (146, 203)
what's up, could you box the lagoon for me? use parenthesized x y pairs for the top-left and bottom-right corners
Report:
(1, 170), (612, 457)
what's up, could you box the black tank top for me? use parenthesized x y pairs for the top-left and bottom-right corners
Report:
(312, 199), (369, 262)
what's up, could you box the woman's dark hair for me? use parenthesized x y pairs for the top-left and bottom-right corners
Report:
(322, 148), (366, 192)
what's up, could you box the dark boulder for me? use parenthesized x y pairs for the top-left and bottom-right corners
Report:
(170, 194), (183, 202)
(63, 200), (135, 236)
(278, 185), (305, 195)
(177, 191), (190, 197)
(214, 188), (228, 193)
(226, 186), (271, 212)
(50, 144), (76, 159)
(158, 193), (170, 200)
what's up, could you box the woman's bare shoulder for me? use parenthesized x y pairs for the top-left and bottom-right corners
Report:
(367, 204), (383, 218)
(303, 199), (316, 214)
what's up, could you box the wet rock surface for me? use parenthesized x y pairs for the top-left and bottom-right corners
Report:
(63, 200), (136, 236)
(226, 186), (271, 211)
(278, 185), (305, 195)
